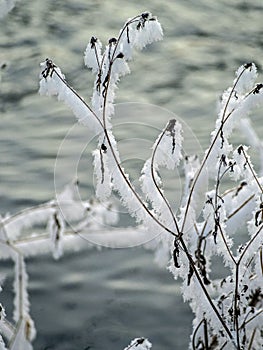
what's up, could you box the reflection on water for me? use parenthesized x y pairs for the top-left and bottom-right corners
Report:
(1, 0), (263, 348)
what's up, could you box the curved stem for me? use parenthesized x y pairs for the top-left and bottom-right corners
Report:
(192, 318), (205, 350)
(238, 147), (263, 194)
(53, 69), (104, 130)
(237, 224), (263, 265)
(100, 22), (179, 237)
(178, 237), (234, 342)
(181, 67), (254, 234)
(234, 266), (240, 349)
(1, 202), (56, 227)
(150, 121), (180, 236)
(226, 194), (255, 221)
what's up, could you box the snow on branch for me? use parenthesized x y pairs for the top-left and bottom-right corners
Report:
(1, 11), (263, 350)
(39, 59), (102, 133)
(123, 337), (152, 350)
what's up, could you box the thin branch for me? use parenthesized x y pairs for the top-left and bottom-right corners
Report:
(237, 224), (263, 265)
(192, 318), (205, 350)
(218, 223), (236, 265)
(234, 266), (240, 349)
(181, 68), (259, 234)
(52, 69), (104, 130)
(150, 120), (180, 236)
(238, 146), (263, 195)
(226, 194), (255, 221)
(247, 328), (257, 350)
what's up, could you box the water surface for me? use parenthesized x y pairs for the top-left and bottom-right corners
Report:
(1, 1), (263, 349)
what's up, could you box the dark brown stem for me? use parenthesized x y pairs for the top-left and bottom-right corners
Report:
(150, 120), (181, 236)
(181, 67), (255, 234)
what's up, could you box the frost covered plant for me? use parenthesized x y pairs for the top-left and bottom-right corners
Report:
(1, 11), (263, 350)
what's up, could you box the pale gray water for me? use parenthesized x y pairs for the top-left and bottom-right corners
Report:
(1, 0), (263, 349)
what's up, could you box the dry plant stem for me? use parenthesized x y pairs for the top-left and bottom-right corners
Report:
(239, 147), (263, 194)
(218, 224), (236, 265)
(247, 328), (256, 350)
(3, 244), (25, 348)
(52, 69), (104, 130)
(226, 194), (255, 220)
(46, 59), (178, 238)
(233, 224), (263, 349)
(242, 309), (263, 329)
(100, 27), (238, 342)
(150, 122), (180, 236)
(181, 67), (249, 234)
(179, 67), (260, 348)
(99, 27), (237, 342)
(102, 125), (177, 236)
(215, 159), (236, 265)
(178, 237), (234, 343)
(203, 317), (209, 350)
(100, 33), (179, 238)
(192, 317), (210, 350)
(1, 202), (56, 227)
(237, 224), (263, 265)
(234, 267), (241, 349)
(260, 246), (263, 276)
(192, 317), (204, 349)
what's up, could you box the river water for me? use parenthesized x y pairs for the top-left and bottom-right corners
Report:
(1, 0), (263, 349)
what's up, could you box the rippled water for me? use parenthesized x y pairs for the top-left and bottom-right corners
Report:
(1, 0), (263, 349)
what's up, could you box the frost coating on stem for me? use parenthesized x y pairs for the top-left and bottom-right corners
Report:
(127, 14), (163, 51)
(12, 254), (36, 345)
(84, 12), (163, 130)
(123, 337), (152, 350)
(207, 63), (263, 178)
(152, 119), (183, 170)
(48, 211), (65, 260)
(139, 119), (183, 265)
(84, 37), (102, 73)
(2, 205), (56, 242)
(93, 148), (112, 201)
(33, 17), (263, 350)
(39, 59), (101, 134)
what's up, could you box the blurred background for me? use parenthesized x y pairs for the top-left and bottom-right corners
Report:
(1, 0), (263, 349)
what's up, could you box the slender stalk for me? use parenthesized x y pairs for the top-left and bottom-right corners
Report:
(99, 23), (179, 237)
(53, 69), (104, 130)
(99, 23), (236, 342)
(1, 201), (56, 227)
(234, 266), (240, 349)
(181, 67), (255, 234)
(192, 318), (204, 350)
(238, 147), (263, 194)
(237, 224), (263, 265)
(214, 156), (236, 264)
(150, 121), (181, 236)
(203, 317), (209, 350)
(226, 194), (255, 221)
(247, 328), (256, 350)
(178, 237), (234, 342)
(218, 223), (236, 265)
